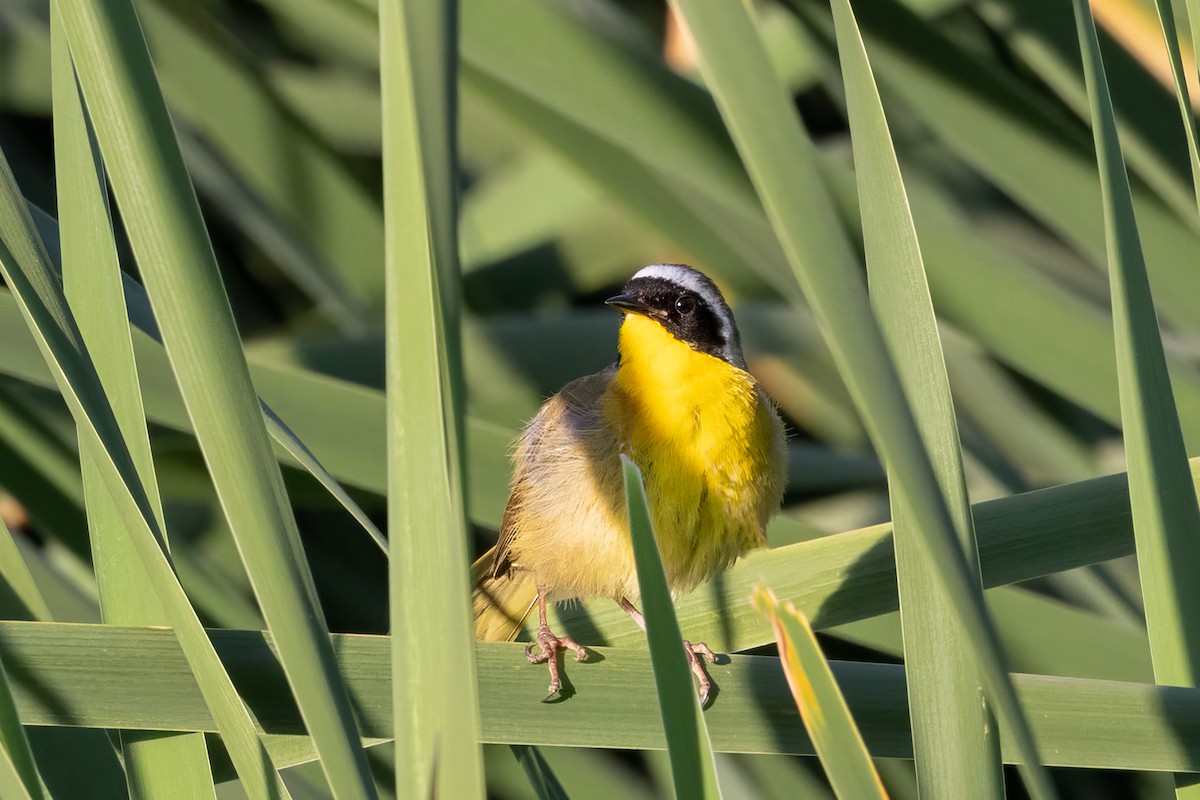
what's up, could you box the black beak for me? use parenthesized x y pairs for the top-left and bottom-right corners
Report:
(605, 293), (651, 315)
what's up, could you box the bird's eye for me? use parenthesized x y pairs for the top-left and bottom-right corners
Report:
(674, 295), (697, 315)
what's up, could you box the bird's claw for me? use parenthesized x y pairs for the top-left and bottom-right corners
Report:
(527, 624), (587, 701)
(684, 640), (718, 708)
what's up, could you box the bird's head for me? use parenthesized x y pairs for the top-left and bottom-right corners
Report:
(606, 264), (746, 369)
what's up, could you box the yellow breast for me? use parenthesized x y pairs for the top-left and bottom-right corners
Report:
(605, 314), (784, 592)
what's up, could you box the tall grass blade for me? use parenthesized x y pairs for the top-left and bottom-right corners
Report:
(176, 132), (370, 335)
(664, 0), (1054, 795)
(1187, 0), (1200, 157)
(974, 0), (1196, 224)
(459, 0), (794, 298)
(259, 405), (388, 557)
(0, 135), (287, 799)
(460, 68), (786, 300)
(53, 2), (376, 795)
(19, 623), (1200, 773)
(459, 0), (755, 206)
(0, 408), (125, 792)
(133, 0), (385, 316)
(788, 0), (1200, 338)
(0, 384), (87, 548)
(0, 654), (42, 800)
(828, 1), (1003, 796)
(16, 202), (386, 553)
(49, 7), (216, 797)
(0, 518), (49, 624)
(379, 0), (484, 796)
(1131, 0), (1200, 214)
(754, 588), (886, 800)
(0, 265), (400, 501)
(0, 745), (35, 800)
(622, 456), (721, 800)
(1071, 2), (1200, 798)
(510, 746), (569, 800)
(24, 730), (127, 800)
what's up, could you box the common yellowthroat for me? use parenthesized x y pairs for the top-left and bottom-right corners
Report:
(473, 264), (787, 703)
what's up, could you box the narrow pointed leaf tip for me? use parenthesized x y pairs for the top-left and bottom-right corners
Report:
(754, 587), (887, 800)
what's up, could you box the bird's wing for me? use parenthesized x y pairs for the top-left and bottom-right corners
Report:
(488, 483), (524, 580)
(487, 365), (616, 580)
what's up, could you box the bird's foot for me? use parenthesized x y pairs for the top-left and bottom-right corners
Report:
(685, 640), (718, 708)
(525, 623), (588, 701)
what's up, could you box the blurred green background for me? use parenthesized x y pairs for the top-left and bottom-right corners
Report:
(3, 0), (1200, 796)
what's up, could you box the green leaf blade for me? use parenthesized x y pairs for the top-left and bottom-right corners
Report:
(621, 455), (721, 800)
(787, 0), (1200, 340)
(9, 624), (1200, 773)
(509, 746), (570, 800)
(53, 0), (377, 795)
(380, 0), (485, 796)
(754, 588), (886, 800)
(0, 635), (44, 800)
(0, 137), (285, 799)
(50, 4), (216, 796)
(664, 0), (1054, 795)
(828, 0), (1003, 796)
(1073, 0), (1200, 690)
(0, 518), (50, 625)
(1071, 3), (1200, 798)
(1143, 0), (1200, 216)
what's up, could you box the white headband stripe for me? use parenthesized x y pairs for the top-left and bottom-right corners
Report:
(632, 264), (724, 310)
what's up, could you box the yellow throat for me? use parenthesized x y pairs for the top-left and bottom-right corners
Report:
(605, 312), (773, 591)
(610, 313), (759, 454)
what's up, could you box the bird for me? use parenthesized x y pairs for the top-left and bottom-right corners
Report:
(472, 264), (787, 704)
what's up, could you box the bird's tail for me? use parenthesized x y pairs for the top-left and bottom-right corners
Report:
(471, 547), (538, 642)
